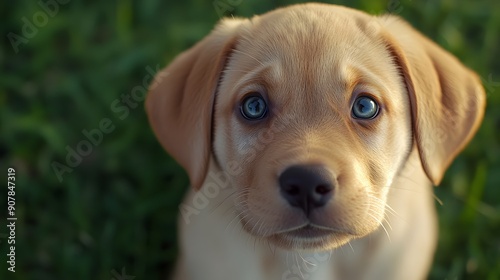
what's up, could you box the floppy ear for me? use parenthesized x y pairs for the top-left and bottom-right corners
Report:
(380, 16), (486, 185)
(146, 18), (247, 189)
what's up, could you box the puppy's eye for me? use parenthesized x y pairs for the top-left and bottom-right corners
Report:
(240, 94), (267, 120)
(352, 96), (379, 119)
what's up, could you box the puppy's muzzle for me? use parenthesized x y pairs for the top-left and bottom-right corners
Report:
(279, 164), (334, 215)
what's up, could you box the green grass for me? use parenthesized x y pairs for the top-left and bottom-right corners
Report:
(0, 0), (499, 279)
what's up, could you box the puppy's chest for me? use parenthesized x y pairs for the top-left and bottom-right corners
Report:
(277, 262), (334, 280)
(250, 250), (337, 280)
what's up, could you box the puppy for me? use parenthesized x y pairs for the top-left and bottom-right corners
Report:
(146, 3), (485, 280)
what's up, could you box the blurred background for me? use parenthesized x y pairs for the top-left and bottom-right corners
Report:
(0, 0), (499, 279)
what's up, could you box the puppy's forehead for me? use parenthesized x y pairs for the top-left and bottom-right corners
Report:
(229, 5), (395, 99)
(253, 7), (370, 50)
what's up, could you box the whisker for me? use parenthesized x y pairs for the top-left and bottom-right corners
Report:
(251, 217), (262, 235)
(244, 217), (256, 245)
(266, 240), (275, 256)
(286, 252), (290, 268)
(383, 216), (393, 231)
(295, 253), (305, 279)
(220, 189), (251, 218)
(257, 218), (266, 236)
(366, 211), (391, 243)
(388, 185), (423, 194)
(384, 203), (399, 217)
(242, 214), (254, 230)
(253, 230), (258, 252)
(208, 189), (238, 215)
(433, 194), (444, 206)
(298, 252), (316, 267)
(366, 194), (402, 220)
(224, 213), (240, 234)
(347, 241), (355, 253)
(396, 173), (422, 186)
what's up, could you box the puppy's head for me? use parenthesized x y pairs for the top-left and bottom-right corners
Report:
(146, 4), (485, 250)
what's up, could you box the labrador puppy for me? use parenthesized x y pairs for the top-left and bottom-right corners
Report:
(146, 3), (486, 280)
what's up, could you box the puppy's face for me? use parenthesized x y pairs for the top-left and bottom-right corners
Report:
(146, 4), (485, 252)
(213, 8), (411, 250)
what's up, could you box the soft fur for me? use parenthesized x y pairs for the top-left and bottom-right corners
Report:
(146, 3), (486, 280)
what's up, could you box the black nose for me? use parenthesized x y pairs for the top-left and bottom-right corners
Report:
(279, 164), (334, 214)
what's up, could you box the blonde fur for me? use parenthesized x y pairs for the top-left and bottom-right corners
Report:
(146, 3), (485, 280)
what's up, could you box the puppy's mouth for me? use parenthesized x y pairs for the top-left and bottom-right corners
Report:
(281, 224), (334, 239)
(267, 224), (354, 250)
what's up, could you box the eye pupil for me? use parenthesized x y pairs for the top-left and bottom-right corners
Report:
(248, 99), (261, 114)
(241, 95), (267, 120)
(352, 96), (379, 119)
(357, 103), (367, 112)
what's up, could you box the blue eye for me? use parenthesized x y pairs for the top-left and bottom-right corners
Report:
(240, 94), (267, 120)
(352, 96), (379, 119)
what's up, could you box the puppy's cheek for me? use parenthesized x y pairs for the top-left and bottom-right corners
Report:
(326, 174), (389, 234)
(213, 118), (250, 179)
(232, 154), (295, 235)
(242, 189), (292, 235)
(212, 117), (231, 166)
(335, 195), (386, 235)
(362, 125), (411, 191)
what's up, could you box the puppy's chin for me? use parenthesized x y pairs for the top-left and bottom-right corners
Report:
(240, 219), (361, 251)
(267, 230), (354, 251)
